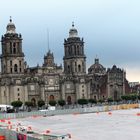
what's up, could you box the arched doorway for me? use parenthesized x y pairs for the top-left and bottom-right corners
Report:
(31, 98), (36, 107)
(114, 91), (118, 100)
(67, 96), (72, 105)
(49, 95), (54, 101)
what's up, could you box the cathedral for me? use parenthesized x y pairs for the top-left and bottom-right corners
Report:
(0, 18), (129, 105)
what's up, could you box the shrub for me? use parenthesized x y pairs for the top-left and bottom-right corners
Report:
(107, 98), (113, 103)
(98, 99), (104, 104)
(11, 101), (23, 108)
(77, 99), (88, 108)
(37, 100), (45, 108)
(88, 99), (97, 106)
(49, 100), (57, 106)
(58, 100), (66, 107)
(25, 101), (33, 107)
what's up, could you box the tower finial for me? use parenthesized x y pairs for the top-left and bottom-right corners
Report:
(72, 21), (74, 27)
(10, 16), (12, 22)
(47, 29), (50, 52)
(96, 54), (98, 59)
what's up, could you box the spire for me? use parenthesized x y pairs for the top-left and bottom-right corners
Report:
(72, 21), (74, 27)
(95, 57), (99, 64)
(10, 16), (12, 22)
(47, 29), (50, 52)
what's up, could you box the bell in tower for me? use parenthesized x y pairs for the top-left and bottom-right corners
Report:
(0, 17), (25, 75)
(63, 22), (86, 75)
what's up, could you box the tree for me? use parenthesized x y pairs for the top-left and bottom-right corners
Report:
(121, 94), (137, 103)
(37, 100), (45, 108)
(131, 94), (137, 101)
(49, 100), (57, 106)
(98, 99), (104, 104)
(88, 99), (97, 107)
(11, 100), (23, 112)
(107, 98), (113, 103)
(58, 100), (66, 109)
(138, 95), (140, 100)
(77, 99), (88, 108)
(25, 101), (33, 112)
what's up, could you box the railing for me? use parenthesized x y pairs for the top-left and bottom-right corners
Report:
(0, 104), (139, 120)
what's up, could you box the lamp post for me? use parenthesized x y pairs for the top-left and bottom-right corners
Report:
(137, 86), (140, 103)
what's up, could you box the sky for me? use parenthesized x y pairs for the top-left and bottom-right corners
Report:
(0, 0), (140, 82)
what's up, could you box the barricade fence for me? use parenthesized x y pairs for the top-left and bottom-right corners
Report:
(0, 104), (139, 120)
(0, 127), (44, 140)
(0, 104), (140, 140)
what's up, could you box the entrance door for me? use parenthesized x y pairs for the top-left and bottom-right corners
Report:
(31, 98), (36, 107)
(114, 91), (118, 100)
(67, 96), (72, 105)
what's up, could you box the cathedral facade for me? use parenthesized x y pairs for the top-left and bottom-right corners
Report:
(0, 19), (128, 105)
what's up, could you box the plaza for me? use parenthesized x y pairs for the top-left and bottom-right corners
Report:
(11, 108), (140, 140)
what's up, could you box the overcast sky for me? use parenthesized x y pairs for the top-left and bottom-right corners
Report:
(0, 0), (140, 82)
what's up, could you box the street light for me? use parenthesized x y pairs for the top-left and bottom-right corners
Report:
(137, 86), (140, 103)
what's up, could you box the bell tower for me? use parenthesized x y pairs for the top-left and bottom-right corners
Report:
(43, 50), (55, 67)
(1, 17), (25, 75)
(63, 23), (86, 75)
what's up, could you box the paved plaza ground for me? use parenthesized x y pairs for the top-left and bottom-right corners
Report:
(11, 108), (140, 140)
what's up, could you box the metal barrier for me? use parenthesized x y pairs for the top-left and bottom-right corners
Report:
(0, 104), (139, 120)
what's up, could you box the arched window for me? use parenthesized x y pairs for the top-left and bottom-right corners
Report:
(77, 45), (80, 55)
(74, 45), (76, 55)
(75, 62), (77, 72)
(67, 96), (72, 105)
(10, 42), (12, 53)
(67, 65), (70, 73)
(68, 47), (70, 55)
(10, 68), (12, 73)
(10, 60), (12, 66)
(13, 42), (16, 47)
(3, 65), (5, 73)
(31, 98), (36, 106)
(19, 61), (21, 66)
(78, 64), (81, 72)
(82, 62), (84, 72)
(14, 64), (18, 72)
(13, 46), (16, 54)
(49, 95), (55, 101)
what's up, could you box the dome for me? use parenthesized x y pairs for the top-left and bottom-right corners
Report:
(69, 22), (78, 38)
(6, 17), (16, 34)
(88, 58), (106, 75)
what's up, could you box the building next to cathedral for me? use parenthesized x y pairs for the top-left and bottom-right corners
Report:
(0, 18), (130, 106)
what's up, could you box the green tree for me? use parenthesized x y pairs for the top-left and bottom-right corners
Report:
(138, 95), (140, 100)
(58, 100), (66, 109)
(49, 100), (57, 106)
(98, 99), (104, 104)
(77, 99), (88, 108)
(107, 98), (113, 103)
(11, 100), (23, 112)
(37, 100), (45, 108)
(88, 99), (97, 107)
(130, 94), (137, 101)
(25, 101), (33, 112)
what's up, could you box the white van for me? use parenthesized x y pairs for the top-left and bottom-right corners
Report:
(0, 104), (13, 112)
